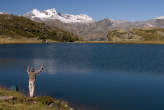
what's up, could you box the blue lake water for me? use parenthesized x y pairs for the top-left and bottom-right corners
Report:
(0, 43), (164, 110)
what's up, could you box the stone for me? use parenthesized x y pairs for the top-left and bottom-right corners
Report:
(0, 96), (14, 100)
(48, 103), (59, 109)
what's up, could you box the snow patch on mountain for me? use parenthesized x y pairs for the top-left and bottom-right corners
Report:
(111, 19), (127, 24)
(0, 12), (8, 14)
(24, 8), (94, 24)
(145, 23), (154, 27)
(156, 16), (164, 19)
(106, 18), (128, 27)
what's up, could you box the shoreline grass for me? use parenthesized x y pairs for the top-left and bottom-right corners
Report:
(0, 87), (73, 110)
(76, 40), (164, 45)
(1, 38), (164, 45)
(0, 38), (60, 44)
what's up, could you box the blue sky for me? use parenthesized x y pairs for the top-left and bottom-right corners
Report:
(0, 0), (164, 21)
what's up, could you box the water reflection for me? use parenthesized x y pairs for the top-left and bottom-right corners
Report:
(31, 58), (91, 75)
(31, 58), (57, 74)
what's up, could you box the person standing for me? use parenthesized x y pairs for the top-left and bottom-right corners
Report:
(27, 65), (44, 97)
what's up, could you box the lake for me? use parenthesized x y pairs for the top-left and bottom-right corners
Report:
(0, 43), (164, 110)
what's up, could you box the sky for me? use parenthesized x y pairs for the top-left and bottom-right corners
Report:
(0, 0), (164, 21)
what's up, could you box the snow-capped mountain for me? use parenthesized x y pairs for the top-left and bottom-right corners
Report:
(0, 12), (8, 14)
(22, 9), (164, 40)
(24, 8), (94, 24)
(156, 16), (164, 19)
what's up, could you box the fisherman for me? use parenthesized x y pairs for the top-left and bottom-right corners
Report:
(27, 65), (44, 97)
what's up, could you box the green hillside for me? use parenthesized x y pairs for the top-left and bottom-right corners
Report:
(107, 28), (164, 42)
(0, 14), (79, 42)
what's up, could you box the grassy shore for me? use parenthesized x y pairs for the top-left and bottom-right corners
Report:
(76, 40), (164, 45)
(0, 87), (73, 110)
(0, 38), (60, 44)
(1, 37), (164, 45)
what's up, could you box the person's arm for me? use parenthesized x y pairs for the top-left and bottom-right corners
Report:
(27, 65), (30, 73)
(35, 65), (44, 74)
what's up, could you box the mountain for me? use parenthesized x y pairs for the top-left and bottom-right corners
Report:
(0, 14), (79, 42)
(24, 9), (130, 40)
(0, 12), (8, 14)
(24, 8), (94, 24)
(23, 8), (164, 41)
(156, 16), (164, 19)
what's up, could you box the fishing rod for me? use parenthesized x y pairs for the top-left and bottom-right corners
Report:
(30, 64), (48, 73)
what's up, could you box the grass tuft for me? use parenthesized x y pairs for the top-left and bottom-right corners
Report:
(0, 87), (73, 110)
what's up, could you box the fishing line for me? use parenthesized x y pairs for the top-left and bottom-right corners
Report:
(30, 64), (48, 73)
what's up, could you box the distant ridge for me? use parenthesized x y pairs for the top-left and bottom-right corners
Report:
(22, 8), (164, 41)
(156, 16), (164, 19)
(1, 9), (164, 41)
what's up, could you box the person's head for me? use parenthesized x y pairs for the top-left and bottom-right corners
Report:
(30, 67), (35, 72)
